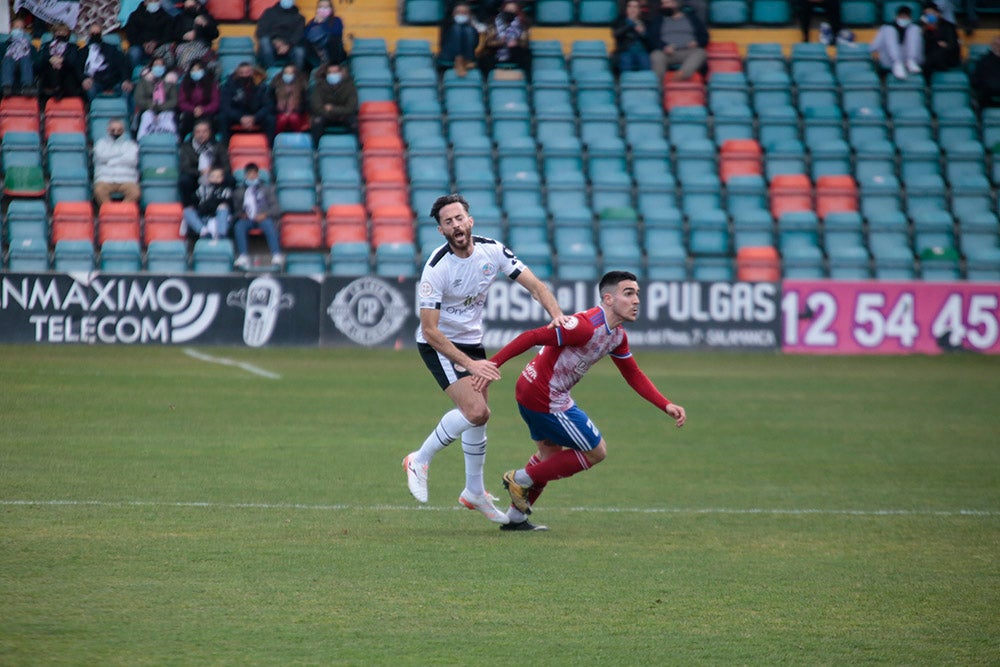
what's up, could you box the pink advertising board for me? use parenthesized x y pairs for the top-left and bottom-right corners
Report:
(782, 281), (1000, 354)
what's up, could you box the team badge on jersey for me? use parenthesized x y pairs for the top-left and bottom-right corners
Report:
(562, 316), (580, 330)
(419, 281), (433, 297)
(481, 262), (496, 276)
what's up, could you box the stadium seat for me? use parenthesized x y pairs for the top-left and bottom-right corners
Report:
(228, 133), (271, 172)
(751, 0), (792, 23)
(97, 202), (141, 244)
(719, 139), (763, 183)
(374, 242), (418, 278)
(100, 240), (142, 273)
(710, 0), (751, 24)
(770, 174), (813, 218)
(51, 201), (95, 244)
(736, 246), (782, 282)
(329, 242), (371, 276)
(53, 239), (96, 272)
(206, 0), (245, 20)
(403, 0), (444, 24)
(192, 238), (235, 274)
(8, 237), (50, 271)
(279, 212), (324, 250)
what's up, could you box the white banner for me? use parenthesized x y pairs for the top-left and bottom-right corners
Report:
(14, 0), (81, 28)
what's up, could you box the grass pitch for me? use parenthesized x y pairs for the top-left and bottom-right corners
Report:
(1, 345), (998, 665)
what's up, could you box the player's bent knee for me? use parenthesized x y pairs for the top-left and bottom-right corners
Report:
(585, 443), (607, 465)
(464, 405), (490, 426)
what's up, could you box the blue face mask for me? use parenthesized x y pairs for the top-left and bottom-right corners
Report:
(924, 13), (938, 24)
(190, 69), (205, 81)
(152, 65), (166, 78)
(245, 177), (258, 186)
(279, 0), (294, 8)
(282, 72), (295, 83)
(147, 2), (161, 12)
(10, 29), (24, 38)
(454, 13), (469, 23)
(326, 73), (342, 85)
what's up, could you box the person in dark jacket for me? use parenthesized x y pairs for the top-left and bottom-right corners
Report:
(173, 0), (220, 72)
(309, 61), (358, 146)
(304, 0), (346, 67)
(612, 0), (652, 73)
(218, 61), (275, 143)
(177, 61), (220, 138)
(37, 22), (84, 102)
(972, 35), (1000, 108)
(255, 0), (307, 70)
(437, 1), (480, 75)
(182, 166), (234, 240)
(179, 118), (232, 206)
(124, 0), (178, 69)
(81, 23), (134, 100)
(647, 0), (709, 81)
(920, 2), (961, 73)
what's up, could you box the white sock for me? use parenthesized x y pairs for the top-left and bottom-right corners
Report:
(415, 409), (474, 465)
(462, 425), (487, 496)
(514, 468), (533, 487)
(507, 506), (528, 523)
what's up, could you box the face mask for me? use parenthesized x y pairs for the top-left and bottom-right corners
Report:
(924, 13), (938, 24)
(10, 29), (24, 38)
(90, 33), (103, 44)
(454, 13), (469, 23)
(315, 7), (331, 19)
(282, 72), (295, 83)
(245, 177), (258, 186)
(54, 34), (69, 42)
(190, 69), (205, 81)
(896, 18), (911, 27)
(662, 6), (676, 16)
(326, 73), (342, 85)
(147, 2), (161, 12)
(280, 0), (294, 9)
(502, 11), (516, 21)
(151, 65), (166, 78)
(110, 131), (124, 139)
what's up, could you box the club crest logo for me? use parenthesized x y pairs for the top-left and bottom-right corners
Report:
(328, 277), (410, 346)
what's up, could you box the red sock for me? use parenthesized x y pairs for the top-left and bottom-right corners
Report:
(525, 454), (547, 506)
(525, 449), (591, 486)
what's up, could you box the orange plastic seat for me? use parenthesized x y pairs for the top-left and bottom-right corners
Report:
(662, 81), (706, 111)
(205, 0), (246, 20)
(325, 203), (368, 246)
(769, 174), (813, 219)
(142, 202), (184, 245)
(362, 154), (407, 184)
(248, 0), (272, 20)
(719, 139), (762, 183)
(51, 201), (95, 244)
(44, 115), (87, 138)
(736, 246), (782, 282)
(97, 201), (141, 244)
(365, 184), (409, 213)
(279, 212), (324, 249)
(228, 133), (272, 171)
(815, 175), (859, 220)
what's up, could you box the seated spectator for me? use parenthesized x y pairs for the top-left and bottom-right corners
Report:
(870, 5), (923, 79)
(218, 62), (275, 143)
(173, 0), (221, 73)
(182, 166), (233, 240)
(304, 0), (347, 68)
(920, 3), (960, 73)
(255, 0), (307, 70)
(37, 22), (83, 103)
(438, 1), (480, 76)
(612, 0), (652, 73)
(233, 162), (283, 269)
(177, 61), (220, 139)
(179, 118), (231, 205)
(972, 35), (1000, 108)
(797, 0), (842, 43)
(648, 0), (708, 81)
(125, 0), (179, 70)
(134, 57), (179, 139)
(271, 64), (310, 134)
(309, 61), (357, 146)
(1, 18), (37, 96)
(93, 118), (141, 206)
(478, 0), (532, 78)
(82, 23), (134, 100)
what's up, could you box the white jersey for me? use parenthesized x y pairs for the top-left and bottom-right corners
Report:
(416, 236), (526, 345)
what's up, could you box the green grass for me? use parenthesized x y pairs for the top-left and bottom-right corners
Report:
(1, 345), (998, 665)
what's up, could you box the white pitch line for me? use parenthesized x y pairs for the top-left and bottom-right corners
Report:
(1, 500), (997, 517)
(183, 347), (281, 380)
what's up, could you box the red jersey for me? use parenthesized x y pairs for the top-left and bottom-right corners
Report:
(491, 306), (672, 415)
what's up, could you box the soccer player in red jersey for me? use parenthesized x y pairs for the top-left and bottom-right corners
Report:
(478, 270), (687, 531)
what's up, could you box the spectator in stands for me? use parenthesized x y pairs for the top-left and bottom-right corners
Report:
(173, 0), (221, 73)
(134, 56), (179, 139)
(796, 0), (842, 44)
(37, 22), (83, 103)
(920, 2), (961, 74)
(870, 5), (923, 80)
(218, 61), (275, 143)
(271, 63), (310, 134)
(179, 118), (231, 205)
(1, 18), (37, 96)
(255, 0), (307, 70)
(177, 60), (220, 138)
(648, 0), (708, 82)
(309, 61), (357, 146)
(612, 0), (652, 73)
(233, 162), (283, 269)
(182, 165), (233, 240)
(82, 23), (134, 100)
(304, 0), (347, 68)
(972, 35), (1000, 108)
(438, 1), (480, 76)
(93, 118), (141, 206)
(478, 0), (533, 79)
(125, 0), (179, 70)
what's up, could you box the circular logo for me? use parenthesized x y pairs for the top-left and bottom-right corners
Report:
(562, 315), (580, 330)
(481, 262), (496, 276)
(328, 277), (410, 346)
(419, 281), (433, 298)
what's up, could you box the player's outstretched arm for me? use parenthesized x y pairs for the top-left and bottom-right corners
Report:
(665, 403), (686, 428)
(513, 267), (572, 328)
(612, 355), (686, 427)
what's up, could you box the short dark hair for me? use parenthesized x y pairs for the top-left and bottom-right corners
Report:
(599, 270), (638, 295)
(430, 194), (470, 222)
(244, 162), (259, 173)
(896, 5), (912, 16)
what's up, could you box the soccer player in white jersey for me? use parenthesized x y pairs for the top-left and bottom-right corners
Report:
(403, 193), (570, 525)
(478, 271), (687, 531)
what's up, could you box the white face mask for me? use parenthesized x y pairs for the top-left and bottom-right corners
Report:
(896, 18), (911, 27)
(147, 2), (161, 12)
(454, 13), (469, 23)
